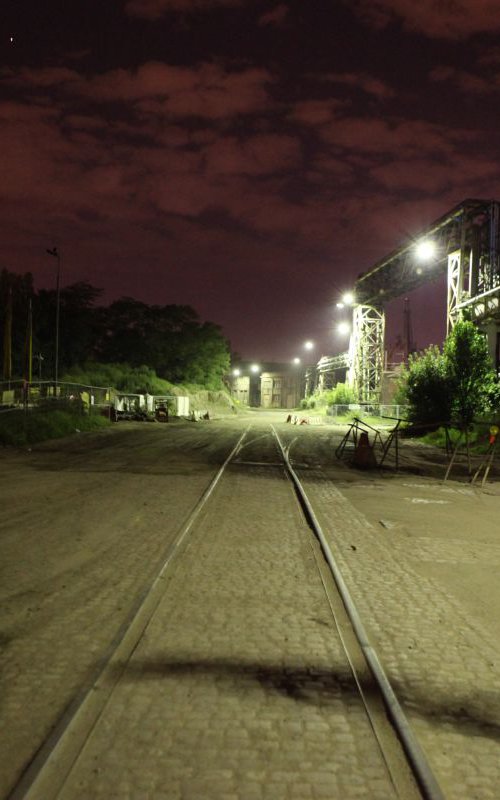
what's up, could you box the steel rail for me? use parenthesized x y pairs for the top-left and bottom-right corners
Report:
(271, 425), (445, 800)
(9, 426), (251, 800)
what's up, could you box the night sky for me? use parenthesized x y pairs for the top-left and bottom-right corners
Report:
(2, 1), (500, 362)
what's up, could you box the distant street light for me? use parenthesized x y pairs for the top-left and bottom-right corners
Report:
(304, 340), (314, 351)
(250, 363), (260, 373)
(342, 292), (355, 305)
(46, 247), (61, 385)
(232, 368), (241, 376)
(337, 321), (351, 336)
(292, 357), (301, 364)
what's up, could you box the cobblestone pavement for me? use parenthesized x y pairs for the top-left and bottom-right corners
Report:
(0, 425), (229, 798)
(47, 464), (399, 800)
(4, 417), (498, 800)
(300, 470), (500, 800)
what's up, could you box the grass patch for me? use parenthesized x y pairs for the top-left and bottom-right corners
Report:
(421, 424), (497, 454)
(0, 409), (111, 447)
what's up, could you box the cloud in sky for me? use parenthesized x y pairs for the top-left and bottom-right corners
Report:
(429, 64), (500, 94)
(289, 99), (344, 126)
(3, 0), (500, 359)
(0, 66), (493, 211)
(318, 117), (471, 157)
(258, 4), (289, 27)
(3, 62), (274, 120)
(349, 0), (500, 40)
(1, 60), (492, 260)
(125, 0), (245, 20)
(325, 72), (395, 100)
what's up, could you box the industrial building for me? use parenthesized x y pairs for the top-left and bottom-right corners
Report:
(228, 362), (303, 409)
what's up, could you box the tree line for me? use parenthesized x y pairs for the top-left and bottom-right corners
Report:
(1, 269), (231, 390)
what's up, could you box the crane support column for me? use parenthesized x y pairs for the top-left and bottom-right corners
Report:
(347, 305), (385, 402)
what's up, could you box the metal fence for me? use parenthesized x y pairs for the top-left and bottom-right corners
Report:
(0, 380), (113, 417)
(326, 403), (408, 420)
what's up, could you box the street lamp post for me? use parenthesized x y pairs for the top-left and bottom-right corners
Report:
(302, 341), (316, 396)
(46, 247), (61, 386)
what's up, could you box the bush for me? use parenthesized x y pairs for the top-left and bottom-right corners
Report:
(0, 409), (110, 447)
(397, 322), (499, 427)
(399, 345), (452, 425)
(421, 423), (496, 454)
(443, 320), (497, 424)
(329, 382), (357, 405)
(62, 362), (176, 395)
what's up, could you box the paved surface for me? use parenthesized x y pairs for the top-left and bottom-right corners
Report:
(0, 425), (232, 798)
(38, 461), (399, 800)
(301, 469), (500, 800)
(2, 416), (500, 799)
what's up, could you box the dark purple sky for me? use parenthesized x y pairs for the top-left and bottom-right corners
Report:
(2, 0), (500, 361)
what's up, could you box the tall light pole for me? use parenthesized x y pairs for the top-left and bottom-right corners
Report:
(46, 247), (61, 386)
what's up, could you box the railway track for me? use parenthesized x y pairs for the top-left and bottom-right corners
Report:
(9, 424), (445, 800)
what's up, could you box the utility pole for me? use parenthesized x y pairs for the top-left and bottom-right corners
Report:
(46, 247), (61, 386)
(403, 297), (414, 363)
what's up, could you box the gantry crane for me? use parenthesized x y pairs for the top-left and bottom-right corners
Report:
(346, 198), (500, 401)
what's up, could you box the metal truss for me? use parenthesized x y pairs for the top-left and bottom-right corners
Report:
(330, 199), (500, 400)
(304, 353), (348, 395)
(347, 305), (385, 402)
(316, 353), (348, 391)
(447, 201), (500, 329)
(355, 199), (500, 308)
(447, 249), (463, 330)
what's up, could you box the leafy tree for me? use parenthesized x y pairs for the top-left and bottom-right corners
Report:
(34, 282), (103, 377)
(2, 272), (230, 391)
(443, 320), (496, 425)
(398, 321), (498, 426)
(1, 269), (35, 378)
(398, 345), (453, 425)
(96, 300), (230, 388)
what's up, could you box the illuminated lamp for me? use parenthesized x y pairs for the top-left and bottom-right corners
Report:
(415, 240), (436, 261)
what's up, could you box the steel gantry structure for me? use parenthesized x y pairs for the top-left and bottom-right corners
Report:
(345, 198), (500, 401)
(346, 304), (385, 402)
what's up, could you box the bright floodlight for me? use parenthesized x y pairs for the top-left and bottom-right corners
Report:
(337, 321), (351, 335)
(250, 363), (260, 373)
(342, 292), (355, 305)
(232, 368), (241, 376)
(292, 357), (301, 364)
(416, 240), (436, 261)
(304, 340), (314, 350)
